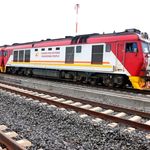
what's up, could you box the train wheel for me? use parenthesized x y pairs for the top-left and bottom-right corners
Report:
(6, 67), (12, 74)
(25, 69), (32, 76)
(18, 69), (24, 75)
(12, 68), (18, 74)
(72, 75), (78, 82)
(114, 76), (126, 88)
(103, 77), (114, 87)
(79, 76), (87, 83)
(89, 78), (97, 85)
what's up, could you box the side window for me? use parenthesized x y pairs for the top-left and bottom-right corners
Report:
(0, 50), (8, 57)
(126, 42), (138, 52)
(76, 46), (82, 53)
(56, 47), (60, 50)
(142, 42), (150, 54)
(25, 50), (30, 62)
(19, 50), (24, 62)
(106, 44), (111, 52)
(48, 48), (52, 51)
(13, 51), (18, 62)
(3, 51), (8, 56)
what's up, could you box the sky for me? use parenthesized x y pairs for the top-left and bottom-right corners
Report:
(0, 0), (150, 45)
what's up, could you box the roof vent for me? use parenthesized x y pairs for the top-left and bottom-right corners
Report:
(12, 43), (19, 45)
(71, 33), (99, 44)
(125, 28), (141, 34)
(65, 36), (73, 38)
(46, 38), (51, 41)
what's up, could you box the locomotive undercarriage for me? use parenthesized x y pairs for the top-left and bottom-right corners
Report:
(6, 67), (130, 88)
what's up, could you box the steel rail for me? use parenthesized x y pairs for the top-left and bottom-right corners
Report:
(0, 84), (150, 131)
(0, 131), (25, 150)
(29, 86), (150, 118)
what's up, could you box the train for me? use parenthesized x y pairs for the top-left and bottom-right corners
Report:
(0, 28), (150, 90)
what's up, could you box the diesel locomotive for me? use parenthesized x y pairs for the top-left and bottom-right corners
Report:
(0, 29), (150, 90)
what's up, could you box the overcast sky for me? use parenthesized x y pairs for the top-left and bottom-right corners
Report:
(0, 0), (150, 45)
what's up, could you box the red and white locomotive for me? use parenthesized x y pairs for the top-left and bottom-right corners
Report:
(0, 29), (150, 89)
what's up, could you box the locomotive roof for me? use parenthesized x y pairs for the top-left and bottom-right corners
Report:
(0, 29), (149, 49)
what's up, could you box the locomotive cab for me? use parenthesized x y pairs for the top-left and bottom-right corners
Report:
(129, 33), (150, 90)
(142, 41), (150, 87)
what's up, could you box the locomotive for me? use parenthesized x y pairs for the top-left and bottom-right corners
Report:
(0, 29), (150, 90)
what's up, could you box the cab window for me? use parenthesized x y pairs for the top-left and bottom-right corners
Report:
(142, 42), (150, 54)
(126, 42), (138, 53)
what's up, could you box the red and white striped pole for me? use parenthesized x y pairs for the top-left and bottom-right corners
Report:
(75, 4), (80, 34)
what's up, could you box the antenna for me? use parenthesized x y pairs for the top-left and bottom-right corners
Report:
(75, 4), (80, 34)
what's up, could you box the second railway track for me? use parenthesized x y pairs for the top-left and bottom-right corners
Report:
(0, 73), (150, 112)
(0, 82), (150, 136)
(1, 73), (150, 96)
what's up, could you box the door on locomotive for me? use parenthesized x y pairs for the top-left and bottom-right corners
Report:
(65, 47), (75, 64)
(117, 40), (146, 89)
(91, 45), (104, 64)
(115, 41), (141, 74)
(115, 42), (125, 71)
(124, 41), (141, 76)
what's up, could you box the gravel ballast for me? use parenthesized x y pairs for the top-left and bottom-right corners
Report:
(0, 90), (150, 150)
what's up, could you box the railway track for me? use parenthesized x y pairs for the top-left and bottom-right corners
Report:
(0, 125), (31, 150)
(0, 82), (150, 138)
(0, 73), (150, 96)
(30, 74), (150, 95)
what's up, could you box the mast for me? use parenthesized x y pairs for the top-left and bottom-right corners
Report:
(75, 4), (80, 34)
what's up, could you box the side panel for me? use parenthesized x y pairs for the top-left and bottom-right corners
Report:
(6, 44), (116, 73)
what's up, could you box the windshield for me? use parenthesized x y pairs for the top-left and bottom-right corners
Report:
(142, 42), (150, 54)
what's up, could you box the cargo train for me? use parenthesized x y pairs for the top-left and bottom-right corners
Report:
(0, 29), (150, 90)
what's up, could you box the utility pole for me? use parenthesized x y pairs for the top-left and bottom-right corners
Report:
(75, 4), (80, 34)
